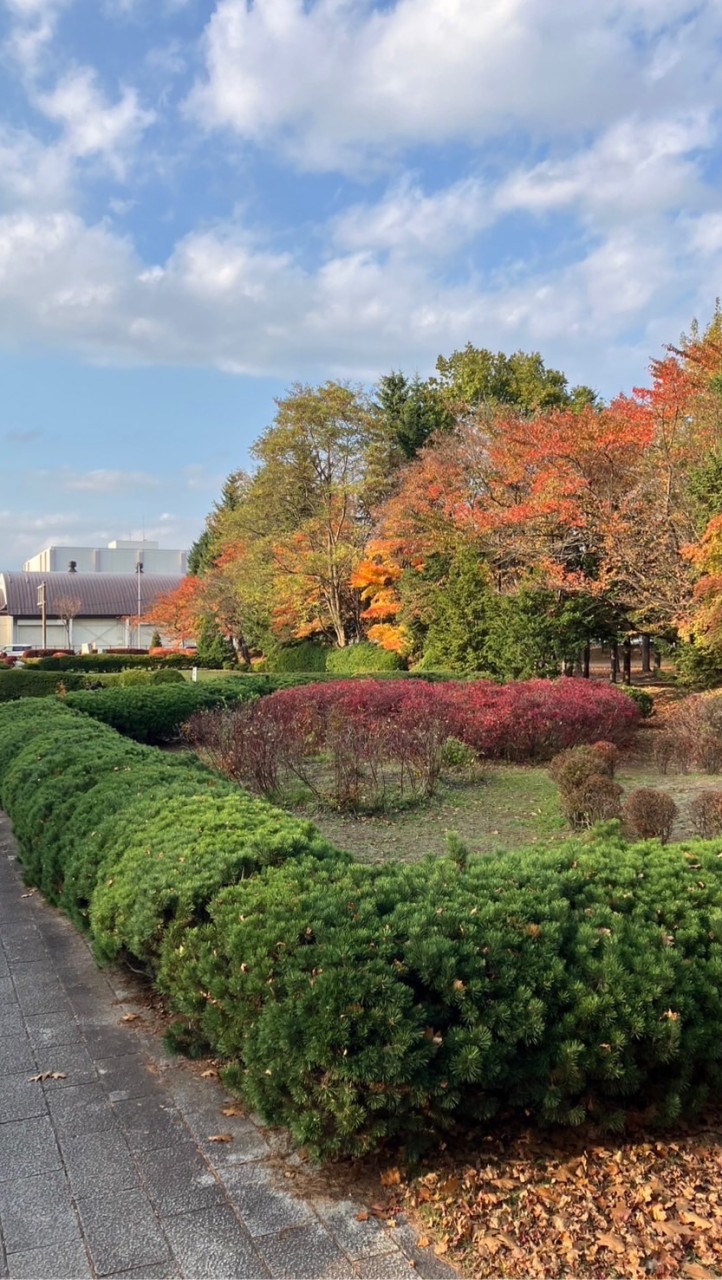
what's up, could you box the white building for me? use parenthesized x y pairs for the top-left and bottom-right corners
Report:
(24, 539), (187, 576)
(0, 572), (184, 651)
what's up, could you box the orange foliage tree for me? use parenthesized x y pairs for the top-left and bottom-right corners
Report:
(143, 576), (205, 647)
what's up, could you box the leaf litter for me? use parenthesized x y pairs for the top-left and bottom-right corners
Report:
(387, 1114), (722, 1277)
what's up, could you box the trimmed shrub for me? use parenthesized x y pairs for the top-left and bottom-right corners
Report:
(4, 699), (722, 1159)
(591, 740), (620, 776)
(449, 679), (639, 761)
(689, 791), (722, 839)
(34, 653), (196, 672)
(0, 669), (87, 701)
(326, 643), (407, 675)
(558, 775), (624, 829)
(0, 701), (339, 948)
(266, 642), (329, 673)
(549, 745), (613, 790)
(64, 680), (255, 744)
(117, 668), (185, 687)
(622, 788), (678, 843)
(550, 744), (623, 830)
(162, 837), (722, 1157)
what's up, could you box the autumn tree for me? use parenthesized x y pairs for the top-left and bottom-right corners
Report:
(216, 382), (375, 648)
(53, 595), (82, 649)
(432, 344), (598, 415)
(143, 577), (204, 647)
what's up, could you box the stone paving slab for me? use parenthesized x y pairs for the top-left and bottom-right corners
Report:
(0, 812), (456, 1279)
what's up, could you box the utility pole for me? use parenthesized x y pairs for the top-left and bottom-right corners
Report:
(37, 581), (47, 650)
(135, 560), (143, 648)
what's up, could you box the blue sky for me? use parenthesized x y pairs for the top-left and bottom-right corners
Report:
(0, 0), (721, 567)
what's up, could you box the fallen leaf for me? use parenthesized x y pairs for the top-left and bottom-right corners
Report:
(201, 1069), (219, 1078)
(120, 1012), (140, 1023)
(221, 1106), (244, 1117)
(29, 1072), (67, 1082)
(683, 1266), (716, 1280)
(20, 891), (35, 898)
(596, 1233), (626, 1254)
(208, 1133), (233, 1143)
(356, 1211), (370, 1222)
(381, 1168), (402, 1187)
(417, 1237), (430, 1249)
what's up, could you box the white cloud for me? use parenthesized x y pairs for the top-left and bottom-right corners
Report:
(2, 0), (74, 77)
(0, 127), (71, 212)
(60, 469), (159, 492)
(497, 112), (716, 225)
(332, 175), (491, 256)
(0, 197), (719, 397)
(36, 69), (155, 176)
(189, 0), (722, 171)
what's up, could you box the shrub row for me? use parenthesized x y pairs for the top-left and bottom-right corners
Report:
(1, 701), (722, 1159)
(161, 835), (722, 1156)
(264, 641), (407, 674)
(64, 679), (263, 744)
(33, 653), (198, 672)
(0, 700), (339, 944)
(0, 669), (89, 701)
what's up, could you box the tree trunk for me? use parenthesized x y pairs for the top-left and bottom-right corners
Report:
(641, 634), (651, 673)
(610, 641), (619, 683)
(622, 637), (632, 685)
(233, 635), (251, 665)
(583, 641), (591, 679)
(573, 650), (583, 676)
(655, 647), (662, 670)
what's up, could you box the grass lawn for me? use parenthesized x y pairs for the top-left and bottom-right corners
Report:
(307, 763), (567, 863)
(305, 748), (722, 864)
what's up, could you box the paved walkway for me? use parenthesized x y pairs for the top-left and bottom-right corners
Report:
(0, 814), (452, 1280)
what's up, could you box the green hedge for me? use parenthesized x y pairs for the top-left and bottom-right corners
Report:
(161, 834), (722, 1156)
(64, 680), (259, 743)
(265, 642), (329, 673)
(0, 670), (89, 701)
(2, 700), (722, 1160)
(0, 701), (339, 947)
(34, 653), (196, 672)
(326, 642), (407, 674)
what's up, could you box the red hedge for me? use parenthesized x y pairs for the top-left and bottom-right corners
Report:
(262, 677), (639, 763)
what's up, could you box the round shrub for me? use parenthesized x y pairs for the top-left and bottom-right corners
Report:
(622, 788), (678, 843)
(591, 741), (620, 777)
(549, 745), (613, 792)
(559, 775), (624, 829)
(439, 737), (477, 769)
(689, 790), (722, 839)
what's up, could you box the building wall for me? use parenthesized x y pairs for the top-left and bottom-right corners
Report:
(0, 617), (12, 648)
(24, 544), (188, 575)
(12, 617), (160, 650)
